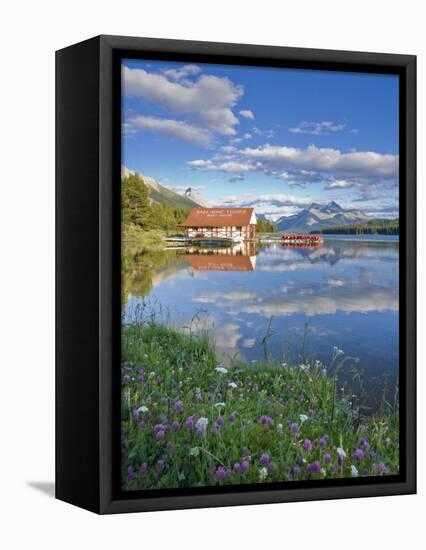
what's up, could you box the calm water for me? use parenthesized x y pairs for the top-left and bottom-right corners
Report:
(123, 236), (399, 407)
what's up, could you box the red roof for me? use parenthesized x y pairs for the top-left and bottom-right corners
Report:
(185, 254), (255, 271)
(179, 208), (255, 227)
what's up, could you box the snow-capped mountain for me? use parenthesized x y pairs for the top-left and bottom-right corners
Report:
(275, 201), (370, 233)
(184, 187), (211, 207)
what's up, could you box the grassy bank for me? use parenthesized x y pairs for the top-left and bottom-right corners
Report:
(121, 321), (399, 490)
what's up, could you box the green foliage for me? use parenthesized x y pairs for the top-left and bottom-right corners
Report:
(313, 219), (399, 235)
(122, 174), (191, 235)
(257, 218), (277, 233)
(121, 321), (399, 490)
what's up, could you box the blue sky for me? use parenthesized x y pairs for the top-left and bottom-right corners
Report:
(122, 58), (399, 219)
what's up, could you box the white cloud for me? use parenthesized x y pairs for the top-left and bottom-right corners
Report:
(241, 144), (398, 180)
(239, 109), (255, 120)
(243, 132), (252, 139)
(289, 121), (346, 135)
(162, 64), (201, 81)
(122, 65), (243, 137)
(124, 115), (210, 146)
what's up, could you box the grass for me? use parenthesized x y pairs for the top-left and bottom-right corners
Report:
(122, 225), (167, 250)
(121, 320), (399, 491)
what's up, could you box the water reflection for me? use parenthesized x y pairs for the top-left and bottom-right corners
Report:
(123, 236), (399, 406)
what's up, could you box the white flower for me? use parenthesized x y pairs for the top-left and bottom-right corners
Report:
(214, 402), (226, 408)
(277, 423), (283, 431)
(137, 406), (149, 413)
(189, 447), (200, 457)
(300, 364), (310, 371)
(215, 367), (228, 374)
(195, 417), (209, 429)
(350, 465), (359, 477)
(228, 382), (237, 389)
(259, 467), (268, 481)
(337, 447), (347, 460)
(320, 468), (326, 477)
(299, 414), (308, 423)
(281, 362), (287, 367)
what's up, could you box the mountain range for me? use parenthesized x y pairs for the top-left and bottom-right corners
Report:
(275, 201), (370, 233)
(122, 166), (201, 209)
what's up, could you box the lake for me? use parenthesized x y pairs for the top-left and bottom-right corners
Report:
(123, 235), (399, 408)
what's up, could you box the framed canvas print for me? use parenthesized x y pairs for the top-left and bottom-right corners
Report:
(56, 35), (416, 514)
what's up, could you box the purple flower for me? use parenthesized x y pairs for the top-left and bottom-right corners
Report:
(156, 459), (165, 472)
(293, 465), (301, 476)
(122, 375), (130, 383)
(233, 462), (241, 472)
(127, 465), (135, 481)
(377, 462), (388, 474)
(318, 435), (328, 447)
(216, 416), (225, 427)
(259, 415), (274, 427)
(185, 416), (195, 429)
(171, 420), (180, 430)
(303, 439), (313, 452)
(240, 460), (250, 473)
(173, 400), (184, 412)
(132, 409), (140, 420)
(139, 420), (145, 429)
(156, 430), (166, 441)
(359, 437), (370, 450)
(210, 426), (218, 436)
(266, 462), (275, 472)
(353, 449), (365, 461)
(154, 423), (167, 432)
(140, 462), (148, 476)
(308, 460), (321, 474)
(228, 412), (237, 422)
(196, 427), (206, 438)
(323, 453), (331, 464)
(215, 466), (227, 481)
(290, 422), (299, 434)
(260, 453), (270, 465)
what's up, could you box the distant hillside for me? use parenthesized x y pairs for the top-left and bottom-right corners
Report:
(276, 201), (369, 233)
(313, 218), (399, 235)
(121, 166), (199, 209)
(184, 187), (211, 207)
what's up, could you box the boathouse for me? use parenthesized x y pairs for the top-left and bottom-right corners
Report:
(178, 208), (257, 240)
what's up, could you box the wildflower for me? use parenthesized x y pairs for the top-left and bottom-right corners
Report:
(171, 420), (180, 430)
(299, 414), (308, 424)
(323, 453), (331, 464)
(215, 367), (228, 374)
(308, 461), (321, 474)
(228, 382), (237, 389)
(185, 416), (195, 429)
(189, 447), (200, 457)
(228, 412), (237, 422)
(127, 465), (135, 481)
(260, 453), (270, 465)
(233, 462), (241, 472)
(173, 400), (184, 412)
(377, 462), (388, 474)
(156, 459), (165, 472)
(214, 402), (226, 408)
(156, 430), (166, 441)
(353, 449), (364, 461)
(122, 375), (130, 383)
(281, 362), (287, 367)
(350, 465), (359, 477)
(277, 423), (283, 435)
(259, 415), (274, 427)
(215, 466), (227, 481)
(359, 437), (370, 450)
(154, 423), (167, 432)
(240, 460), (250, 473)
(320, 468), (326, 477)
(290, 422), (299, 434)
(210, 426), (218, 436)
(318, 436), (328, 447)
(303, 439), (313, 452)
(293, 465), (301, 476)
(140, 463), (147, 476)
(336, 447), (347, 461)
(196, 417), (209, 430)
(216, 416), (225, 427)
(259, 467), (268, 481)
(137, 405), (149, 413)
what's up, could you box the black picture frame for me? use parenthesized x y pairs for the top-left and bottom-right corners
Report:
(56, 35), (416, 514)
